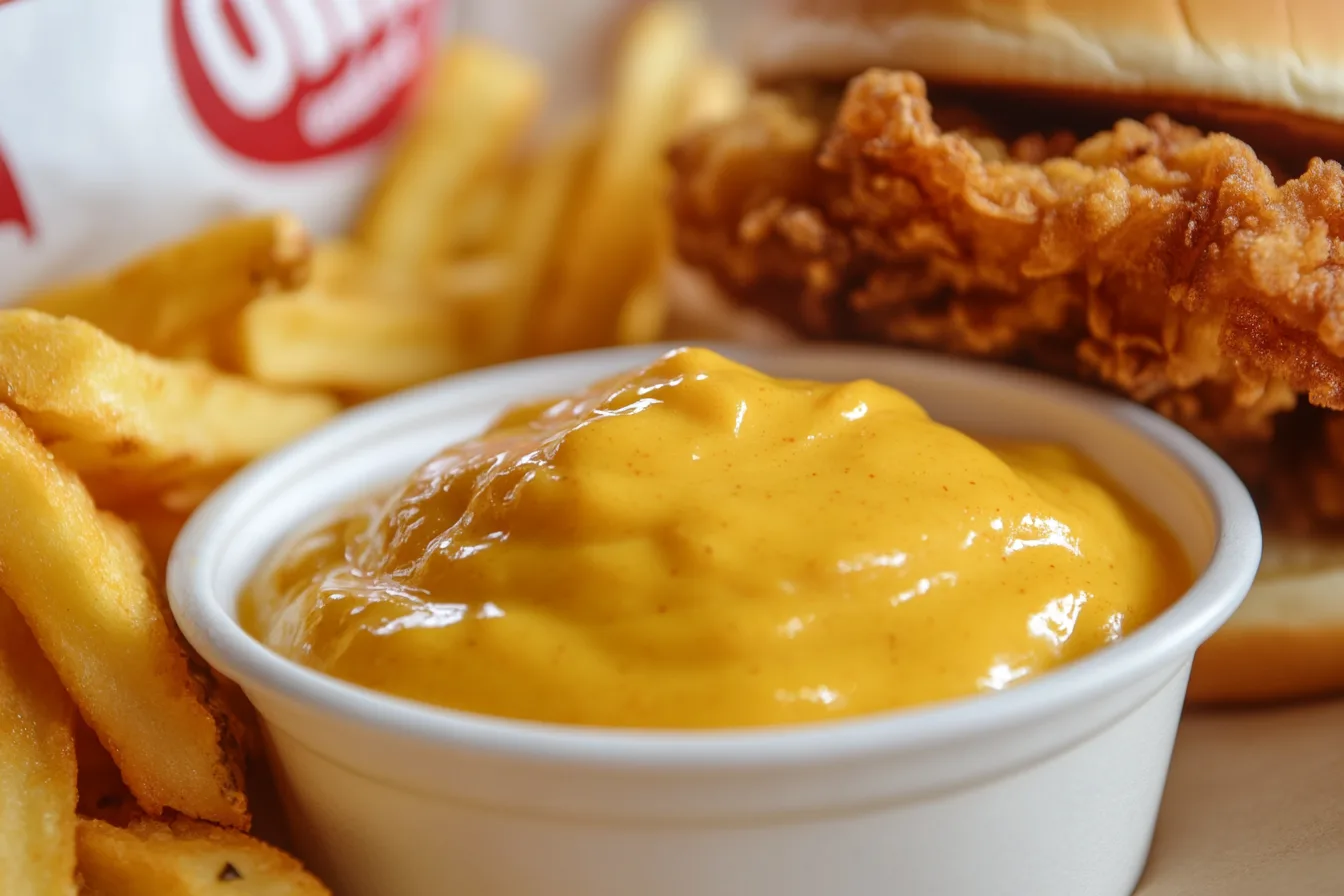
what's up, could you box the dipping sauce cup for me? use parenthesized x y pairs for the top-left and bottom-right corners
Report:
(169, 343), (1261, 896)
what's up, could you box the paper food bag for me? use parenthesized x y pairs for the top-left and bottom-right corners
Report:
(0, 0), (445, 304)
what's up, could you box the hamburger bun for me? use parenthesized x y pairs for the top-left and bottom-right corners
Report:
(736, 0), (1344, 155)
(1188, 535), (1344, 704)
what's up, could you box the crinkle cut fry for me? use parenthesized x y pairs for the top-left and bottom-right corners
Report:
(0, 405), (248, 828)
(669, 69), (1344, 520)
(76, 816), (331, 895)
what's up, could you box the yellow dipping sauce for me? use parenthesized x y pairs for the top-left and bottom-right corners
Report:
(242, 348), (1189, 727)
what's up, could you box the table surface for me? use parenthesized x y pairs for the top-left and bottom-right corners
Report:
(1137, 699), (1344, 894)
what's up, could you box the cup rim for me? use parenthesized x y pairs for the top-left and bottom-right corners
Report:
(167, 342), (1262, 769)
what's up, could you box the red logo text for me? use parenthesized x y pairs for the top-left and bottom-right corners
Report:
(0, 142), (33, 240)
(170, 0), (440, 163)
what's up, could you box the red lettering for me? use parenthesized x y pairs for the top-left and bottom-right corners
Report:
(170, 0), (443, 164)
(0, 141), (33, 241)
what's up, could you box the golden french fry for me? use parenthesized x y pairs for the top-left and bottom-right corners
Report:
(616, 251), (671, 347)
(268, 241), (404, 303)
(23, 215), (310, 359)
(240, 239), (518, 396)
(479, 119), (595, 364)
(677, 58), (750, 130)
(238, 293), (468, 397)
(357, 41), (543, 271)
(0, 406), (248, 827)
(0, 310), (339, 498)
(100, 509), (263, 763)
(303, 242), (508, 305)
(428, 255), (513, 305)
(452, 178), (514, 257)
(422, 255), (517, 369)
(304, 241), (415, 297)
(615, 190), (674, 347)
(118, 498), (193, 585)
(0, 592), (78, 896)
(305, 240), (370, 291)
(103, 475), (232, 589)
(77, 817), (330, 896)
(535, 1), (703, 353)
(615, 276), (668, 347)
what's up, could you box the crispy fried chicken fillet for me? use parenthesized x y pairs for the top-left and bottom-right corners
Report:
(670, 70), (1344, 522)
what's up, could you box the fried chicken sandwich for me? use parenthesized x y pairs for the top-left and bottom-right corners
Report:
(669, 0), (1344, 703)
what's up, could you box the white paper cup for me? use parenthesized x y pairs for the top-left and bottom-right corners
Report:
(169, 343), (1261, 896)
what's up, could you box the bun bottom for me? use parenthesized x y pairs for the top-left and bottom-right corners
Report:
(1187, 538), (1344, 704)
(1189, 626), (1344, 704)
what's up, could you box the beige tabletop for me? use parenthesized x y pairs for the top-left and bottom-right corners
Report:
(1138, 699), (1344, 894)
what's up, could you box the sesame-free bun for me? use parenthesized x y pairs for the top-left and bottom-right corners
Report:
(1187, 534), (1344, 704)
(739, 0), (1344, 137)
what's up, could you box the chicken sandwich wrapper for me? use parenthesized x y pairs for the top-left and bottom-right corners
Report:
(0, 0), (448, 304)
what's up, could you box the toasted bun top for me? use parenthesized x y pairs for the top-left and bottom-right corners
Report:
(740, 0), (1344, 126)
